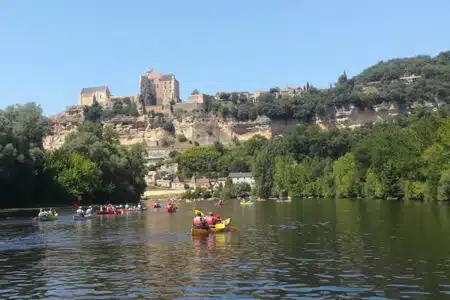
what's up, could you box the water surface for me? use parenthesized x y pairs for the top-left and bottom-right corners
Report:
(1, 199), (450, 299)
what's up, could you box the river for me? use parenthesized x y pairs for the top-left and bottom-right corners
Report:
(1, 199), (450, 299)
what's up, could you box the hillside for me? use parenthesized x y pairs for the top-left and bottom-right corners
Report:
(43, 51), (450, 152)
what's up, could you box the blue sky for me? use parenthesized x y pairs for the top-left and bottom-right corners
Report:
(0, 0), (449, 115)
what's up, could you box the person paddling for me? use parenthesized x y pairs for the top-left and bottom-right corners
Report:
(205, 212), (218, 228)
(86, 206), (93, 215)
(76, 206), (85, 217)
(193, 212), (208, 229)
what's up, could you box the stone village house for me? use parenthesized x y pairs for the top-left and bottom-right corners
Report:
(228, 172), (255, 187)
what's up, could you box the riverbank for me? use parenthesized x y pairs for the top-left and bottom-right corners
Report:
(142, 189), (185, 200)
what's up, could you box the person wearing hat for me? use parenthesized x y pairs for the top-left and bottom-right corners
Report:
(76, 206), (85, 217)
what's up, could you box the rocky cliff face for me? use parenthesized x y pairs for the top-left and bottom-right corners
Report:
(43, 106), (84, 151)
(43, 108), (272, 152)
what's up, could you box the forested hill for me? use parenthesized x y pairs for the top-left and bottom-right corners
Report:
(355, 51), (450, 84)
(216, 51), (450, 123)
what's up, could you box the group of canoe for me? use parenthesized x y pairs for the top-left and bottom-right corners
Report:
(34, 203), (146, 222)
(151, 201), (178, 213)
(239, 197), (292, 206)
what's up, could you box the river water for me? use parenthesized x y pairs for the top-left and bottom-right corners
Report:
(1, 199), (450, 299)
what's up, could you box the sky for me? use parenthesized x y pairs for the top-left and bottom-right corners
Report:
(0, 0), (449, 115)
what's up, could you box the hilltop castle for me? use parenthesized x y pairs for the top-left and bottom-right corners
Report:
(77, 67), (303, 115)
(78, 68), (181, 109)
(139, 68), (180, 106)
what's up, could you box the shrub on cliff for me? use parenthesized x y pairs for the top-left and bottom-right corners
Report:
(177, 134), (187, 143)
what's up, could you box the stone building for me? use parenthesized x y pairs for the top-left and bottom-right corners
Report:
(79, 86), (111, 106)
(139, 68), (180, 107)
(187, 89), (206, 104)
(229, 172), (255, 187)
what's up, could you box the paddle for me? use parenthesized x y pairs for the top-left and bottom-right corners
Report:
(214, 217), (231, 229)
(194, 209), (204, 217)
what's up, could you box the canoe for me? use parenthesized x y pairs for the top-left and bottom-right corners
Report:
(191, 227), (210, 236)
(191, 225), (236, 234)
(165, 206), (177, 213)
(73, 215), (93, 221)
(38, 215), (59, 222)
(240, 201), (255, 206)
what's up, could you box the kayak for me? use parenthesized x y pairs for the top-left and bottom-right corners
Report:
(165, 206), (177, 213)
(191, 218), (235, 235)
(191, 226), (236, 235)
(240, 201), (255, 206)
(38, 215), (59, 222)
(96, 210), (118, 215)
(73, 215), (93, 221)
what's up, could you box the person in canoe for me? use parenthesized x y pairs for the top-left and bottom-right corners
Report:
(38, 209), (46, 217)
(86, 206), (93, 215)
(193, 211), (208, 229)
(215, 214), (222, 223)
(49, 208), (57, 216)
(205, 212), (218, 228)
(76, 206), (85, 217)
(217, 200), (224, 207)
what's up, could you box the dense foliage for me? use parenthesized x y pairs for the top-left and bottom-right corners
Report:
(175, 107), (450, 201)
(0, 103), (147, 208)
(206, 51), (450, 123)
(83, 97), (139, 123)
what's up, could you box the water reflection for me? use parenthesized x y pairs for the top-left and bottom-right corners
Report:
(1, 200), (450, 298)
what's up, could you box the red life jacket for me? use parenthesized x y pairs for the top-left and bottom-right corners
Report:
(205, 216), (216, 225)
(193, 216), (204, 226)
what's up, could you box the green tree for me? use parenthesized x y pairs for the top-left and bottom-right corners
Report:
(333, 153), (359, 198)
(221, 179), (235, 199)
(234, 182), (251, 197)
(274, 156), (294, 197)
(438, 169), (450, 201)
(83, 100), (102, 123)
(44, 150), (100, 201)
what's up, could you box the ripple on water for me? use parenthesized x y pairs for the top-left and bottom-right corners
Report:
(2, 202), (450, 298)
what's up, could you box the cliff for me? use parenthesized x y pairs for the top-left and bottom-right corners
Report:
(43, 108), (272, 152)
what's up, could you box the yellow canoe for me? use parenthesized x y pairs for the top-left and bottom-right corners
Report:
(190, 217), (236, 236)
(190, 227), (210, 236)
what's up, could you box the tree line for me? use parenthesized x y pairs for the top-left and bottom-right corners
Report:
(174, 106), (450, 201)
(206, 51), (450, 123)
(0, 103), (147, 209)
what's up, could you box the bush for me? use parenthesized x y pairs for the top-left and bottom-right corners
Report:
(160, 136), (174, 147)
(177, 134), (187, 143)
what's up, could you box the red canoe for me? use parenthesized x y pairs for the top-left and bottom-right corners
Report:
(165, 206), (177, 213)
